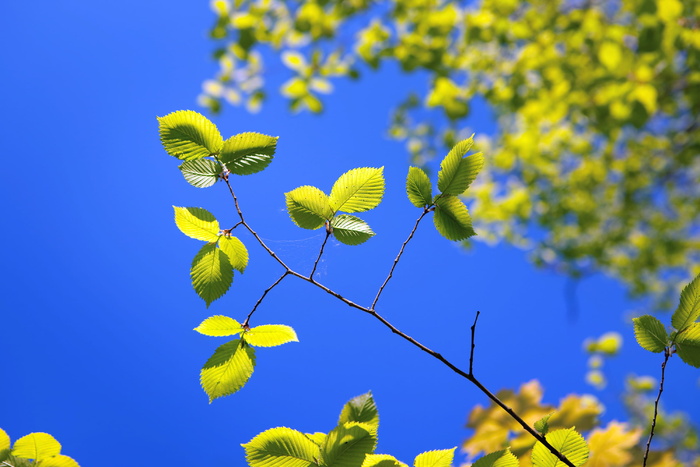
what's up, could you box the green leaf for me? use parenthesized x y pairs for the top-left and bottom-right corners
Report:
(406, 167), (433, 207)
(174, 206), (220, 242)
(219, 235), (249, 273)
(194, 315), (243, 337)
(285, 186), (334, 229)
(305, 433), (327, 446)
(675, 322), (700, 368)
(329, 167), (385, 213)
(535, 414), (554, 435)
(36, 455), (80, 467)
(672, 273), (700, 331)
(471, 449), (519, 467)
(201, 339), (255, 402)
(321, 422), (377, 467)
(12, 433), (61, 460)
(191, 243), (233, 307)
(179, 159), (222, 188)
(330, 215), (375, 245)
(243, 427), (321, 467)
(158, 110), (223, 160)
(633, 315), (669, 353)
(219, 132), (278, 175)
(362, 454), (407, 467)
(414, 448), (456, 467)
(244, 324), (299, 347)
(433, 196), (476, 241)
(0, 428), (9, 451)
(531, 428), (589, 467)
(437, 137), (484, 195)
(338, 392), (379, 429)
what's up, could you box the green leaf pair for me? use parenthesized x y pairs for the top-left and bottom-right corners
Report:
(174, 206), (249, 307)
(158, 110), (278, 187)
(406, 136), (484, 241)
(633, 272), (700, 367)
(285, 167), (385, 245)
(195, 315), (298, 402)
(242, 392), (456, 467)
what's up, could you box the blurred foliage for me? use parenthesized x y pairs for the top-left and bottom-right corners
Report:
(203, 0), (700, 308)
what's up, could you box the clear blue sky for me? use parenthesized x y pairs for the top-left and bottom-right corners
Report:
(1, 2), (697, 465)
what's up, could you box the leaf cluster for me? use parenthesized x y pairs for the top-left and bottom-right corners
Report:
(0, 429), (79, 467)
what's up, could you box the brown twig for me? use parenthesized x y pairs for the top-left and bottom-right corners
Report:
(243, 272), (289, 327)
(642, 347), (671, 467)
(310, 227), (331, 280)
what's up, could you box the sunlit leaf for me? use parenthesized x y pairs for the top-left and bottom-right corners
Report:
(321, 422), (377, 467)
(194, 315), (243, 337)
(244, 324), (299, 347)
(243, 427), (320, 467)
(305, 433), (327, 446)
(158, 110), (223, 160)
(219, 235), (249, 273)
(0, 428), (9, 451)
(219, 132), (278, 175)
(675, 322), (700, 368)
(362, 454), (407, 467)
(535, 414), (554, 435)
(471, 449), (519, 467)
(632, 315), (669, 353)
(12, 433), (61, 460)
(437, 137), (484, 195)
(433, 196), (475, 241)
(585, 422), (641, 467)
(672, 273), (700, 331)
(174, 206), (220, 242)
(201, 339), (255, 402)
(191, 243), (233, 307)
(285, 186), (333, 229)
(179, 159), (222, 188)
(531, 428), (589, 467)
(406, 167), (433, 207)
(36, 455), (80, 467)
(338, 392), (379, 429)
(413, 447), (456, 467)
(330, 215), (375, 245)
(329, 167), (385, 213)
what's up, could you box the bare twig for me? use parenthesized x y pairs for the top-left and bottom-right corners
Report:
(310, 227), (331, 279)
(243, 272), (289, 327)
(642, 347), (671, 467)
(469, 311), (481, 376)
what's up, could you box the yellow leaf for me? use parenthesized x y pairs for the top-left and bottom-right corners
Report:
(0, 427), (10, 451)
(12, 433), (61, 460)
(586, 421), (641, 467)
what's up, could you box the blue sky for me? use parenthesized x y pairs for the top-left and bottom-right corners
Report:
(1, 1), (698, 465)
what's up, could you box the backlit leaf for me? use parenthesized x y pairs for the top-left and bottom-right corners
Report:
(244, 324), (299, 347)
(330, 215), (375, 245)
(471, 449), (519, 467)
(219, 132), (278, 175)
(437, 137), (484, 195)
(585, 422), (641, 467)
(632, 315), (669, 353)
(321, 422), (377, 467)
(158, 110), (223, 160)
(531, 428), (589, 467)
(36, 455), (80, 467)
(191, 243), (233, 307)
(362, 454), (407, 467)
(194, 315), (243, 337)
(219, 235), (249, 273)
(329, 167), (385, 213)
(285, 186), (334, 229)
(675, 322), (700, 368)
(433, 196), (475, 241)
(12, 433), (61, 460)
(338, 392), (379, 429)
(306, 433), (327, 446)
(174, 206), (220, 242)
(406, 167), (433, 207)
(414, 448), (456, 467)
(535, 414), (554, 435)
(201, 339), (255, 402)
(243, 427), (320, 467)
(179, 159), (222, 188)
(672, 273), (700, 331)
(0, 428), (9, 451)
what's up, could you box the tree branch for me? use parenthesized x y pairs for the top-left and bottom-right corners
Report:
(243, 272), (290, 327)
(642, 347), (671, 467)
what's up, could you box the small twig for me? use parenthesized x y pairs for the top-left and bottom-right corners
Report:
(642, 347), (671, 467)
(243, 272), (290, 327)
(371, 208), (430, 310)
(469, 311), (481, 376)
(310, 227), (331, 279)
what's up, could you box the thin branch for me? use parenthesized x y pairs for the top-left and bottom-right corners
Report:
(310, 227), (331, 279)
(469, 311), (481, 376)
(371, 208), (430, 310)
(643, 347), (671, 467)
(243, 272), (289, 327)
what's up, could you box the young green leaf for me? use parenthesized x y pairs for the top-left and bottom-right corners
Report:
(671, 273), (700, 331)
(179, 159), (222, 188)
(201, 339), (255, 402)
(329, 167), (385, 213)
(158, 110), (223, 160)
(191, 243), (233, 307)
(244, 324), (299, 347)
(321, 422), (377, 467)
(531, 428), (589, 467)
(219, 235), (249, 273)
(414, 448), (456, 467)
(675, 322), (700, 368)
(471, 449), (519, 467)
(35, 454), (80, 467)
(219, 132), (278, 175)
(632, 315), (669, 353)
(437, 137), (484, 195)
(305, 432), (327, 447)
(433, 196), (476, 241)
(362, 454), (407, 467)
(174, 206), (220, 242)
(243, 427), (321, 467)
(285, 186), (334, 229)
(330, 215), (375, 245)
(194, 315), (243, 337)
(406, 167), (433, 207)
(338, 392), (379, 429)
(12, 433), (61, 460)
(535, 413), (554, 435)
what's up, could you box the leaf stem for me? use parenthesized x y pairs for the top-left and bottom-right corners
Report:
(243, 272), (290, 327)
(642, 347), (671, 467)
(310, 228), (331, 280)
